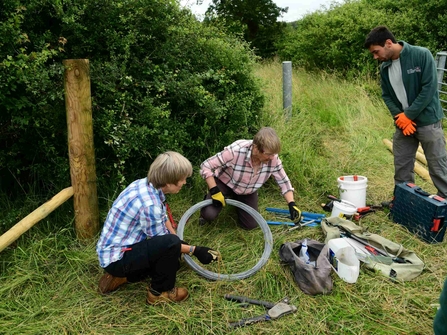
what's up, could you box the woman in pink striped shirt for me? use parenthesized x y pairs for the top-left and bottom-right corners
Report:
(200, 127), (300, 230)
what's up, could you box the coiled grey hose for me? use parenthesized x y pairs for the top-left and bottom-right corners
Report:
(177, 199), (273, 281)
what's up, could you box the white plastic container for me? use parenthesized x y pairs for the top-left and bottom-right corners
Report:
(299, 238), (310, 264)
(337, 175), (368, 208)
(330, 200), (357, 219)
(327, 238), (360, 283)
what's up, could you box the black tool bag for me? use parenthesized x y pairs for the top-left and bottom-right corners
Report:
(279, 239), (333, 296)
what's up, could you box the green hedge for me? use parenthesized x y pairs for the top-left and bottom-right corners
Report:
(0, 0), (264, 195)
(277, 0), (447, 76)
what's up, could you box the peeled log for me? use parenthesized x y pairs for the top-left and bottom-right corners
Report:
(0, 187), (74, 253)
(416, 151), (427, 165)
(64, 59), (99, 239)
(382, 139), (433, 184)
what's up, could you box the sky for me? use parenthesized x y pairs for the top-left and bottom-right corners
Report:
(179, 0), (335, 22)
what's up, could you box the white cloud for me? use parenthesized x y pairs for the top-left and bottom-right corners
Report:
(179, 0), (335, 22)
(276, 0), (334, 22)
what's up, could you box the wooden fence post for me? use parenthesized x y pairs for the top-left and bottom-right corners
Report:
(63, 59), (100, 240)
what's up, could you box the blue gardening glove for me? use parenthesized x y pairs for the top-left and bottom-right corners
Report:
(210, 186), (226, 207)
(193, 246), (220, 264)
(288, 201), (302, 222)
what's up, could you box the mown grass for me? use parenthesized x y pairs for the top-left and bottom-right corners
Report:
(1, 62), (446, 334)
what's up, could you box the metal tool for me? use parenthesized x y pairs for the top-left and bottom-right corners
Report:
(288, 219), (318, 231)
(267, 219), (319, 227)
(266, 207), (325, 220)
(327, 196), (382, 219)
(225, 294), (297, 328)
(265, 207), (324, 228)
(266, 220), (296, 227)
(338, 229), (392, 257)
(327, 194), (343, 203)
(338, 228), (409, 263)
(342, 237), (395, 265)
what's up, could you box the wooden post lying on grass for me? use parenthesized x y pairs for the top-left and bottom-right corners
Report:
(64, 59), (99, 240)
(383, 139), (427, 165)
(0, 187), (74, 253)
(415, 150), (427, 165)
(382, 139), (433, 184)
(384, 139), (428, 167)
(417, 145), (424, 154)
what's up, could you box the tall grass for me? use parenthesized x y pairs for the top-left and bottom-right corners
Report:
(1, 62), (446, 334)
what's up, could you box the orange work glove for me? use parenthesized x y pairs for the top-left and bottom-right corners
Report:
(394, 112), (416, 129)
(402, 122), (417, 136)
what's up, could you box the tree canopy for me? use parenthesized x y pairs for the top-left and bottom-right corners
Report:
(0, 0), (264, 195)
(205, 0), (288, 58)
(276, 0), (447, 76)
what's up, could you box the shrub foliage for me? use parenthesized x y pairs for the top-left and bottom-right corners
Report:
(3, 0), (447, 196)
(204, 0), (289, 58)
(277, 0), (447, 76)
(0, 0), (264, 194)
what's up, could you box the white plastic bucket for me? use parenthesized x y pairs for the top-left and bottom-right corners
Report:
(328, 238), (360, 284)
(338, 175), (368, 208)
(330, 200), (357, 219)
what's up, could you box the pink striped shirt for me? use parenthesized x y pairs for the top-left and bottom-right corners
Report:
(200, 140), (294, 195)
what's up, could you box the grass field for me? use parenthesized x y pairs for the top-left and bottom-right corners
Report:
(1, 62), (445, 334)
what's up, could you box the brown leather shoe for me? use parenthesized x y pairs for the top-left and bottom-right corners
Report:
(146, 287), (189, 304)
(98, 273), (127, 294)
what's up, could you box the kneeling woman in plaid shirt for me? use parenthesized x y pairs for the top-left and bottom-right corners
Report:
(96, 151), (219, 304)
(200, 127), (301, 230)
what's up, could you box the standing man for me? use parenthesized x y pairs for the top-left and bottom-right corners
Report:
(199, 127), (301, 230)
(96, 151), (219, 304)
(364, 26), (447, 197)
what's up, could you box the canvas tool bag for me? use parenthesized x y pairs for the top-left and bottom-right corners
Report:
(322, 217), (424, 281)
(279, 238), (333, 296)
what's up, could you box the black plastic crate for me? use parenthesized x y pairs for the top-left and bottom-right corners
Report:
(391, 182), (447, 243)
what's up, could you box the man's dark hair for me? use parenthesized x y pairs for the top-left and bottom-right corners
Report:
(363, 26), (397, 49)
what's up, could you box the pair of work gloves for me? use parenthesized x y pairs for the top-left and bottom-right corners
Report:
(394, 112), (416, 136)
(210, 186), (302, 222)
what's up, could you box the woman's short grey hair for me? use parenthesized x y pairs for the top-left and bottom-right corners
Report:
(253, 127), (281, 154)
(147, 151), (193, 188)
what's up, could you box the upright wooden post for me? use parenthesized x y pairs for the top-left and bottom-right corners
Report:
(63, 59), (100, 240)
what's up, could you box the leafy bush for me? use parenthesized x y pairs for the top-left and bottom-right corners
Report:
(0, 1), (69, 193)
(0, 0), (264, 195)
(277, 0), (447, 76)
(204, 0), (289, 58)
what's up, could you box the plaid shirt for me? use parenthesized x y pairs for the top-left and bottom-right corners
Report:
(200, 140), (294, 195)
(96, 178), (170, 268)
